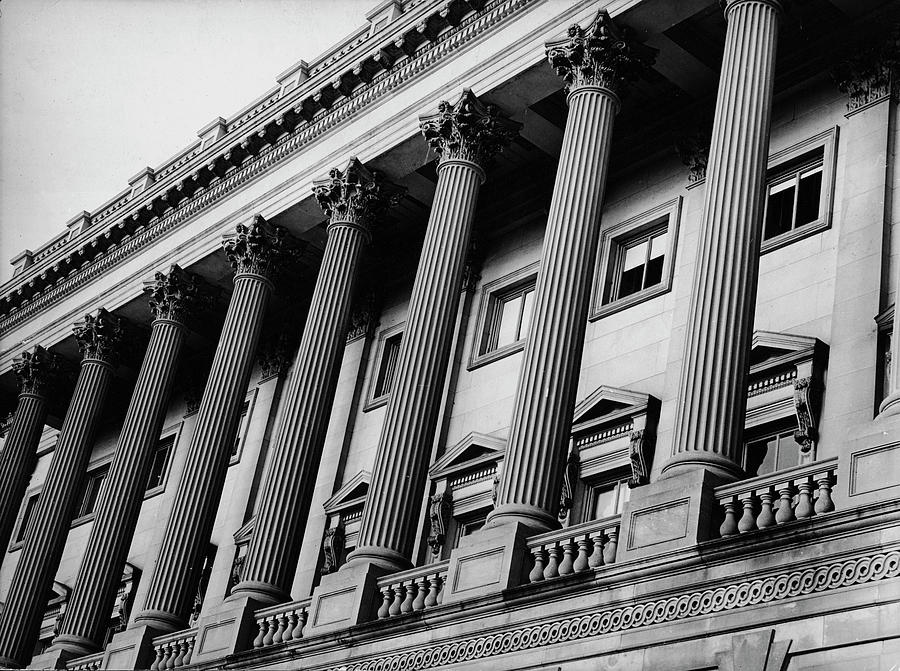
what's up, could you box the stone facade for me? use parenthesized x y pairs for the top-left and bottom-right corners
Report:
(1, 1), (899, 669)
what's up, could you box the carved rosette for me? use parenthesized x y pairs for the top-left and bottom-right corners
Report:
(419, 89), (520, 169)
(143, 264), (207, 324)
(545, 10), (656, 97)
(12, 345), (64, 397)
(312, 158), (405, 235)
(426, 492), (452, 558)
(222, 215), (290, 281)
(73, 308), (126, 365)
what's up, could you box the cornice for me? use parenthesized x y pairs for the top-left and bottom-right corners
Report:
(0, 0), (526, 335)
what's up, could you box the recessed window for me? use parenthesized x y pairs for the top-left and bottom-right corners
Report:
(761, 127), (837, 253)
(232, 401), (250, 458)
(743, 428), (799, 477)
(589, 477), (630, 520)
(146, 435), (175, 493)
(77, 464), (110, 519)
(13, 493), (39, 546)
(592, 197), (681, 319)
(452, 510), (489, 549)
(366, 324), (404, 410)
(470, 262), (539, 369)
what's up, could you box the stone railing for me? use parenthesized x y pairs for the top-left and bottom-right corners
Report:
(375, 560), (450, 619)
(251, 597), (311, 649)
(149, 628), (197, 670)
(65, 651), (104, 671)
(526, 516), (621, 583)
(715, 457), (838, 538)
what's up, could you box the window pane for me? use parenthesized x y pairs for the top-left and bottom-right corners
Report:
(617, 481), (631, 514)
(375, 335), (401, 397)
(649, 231), (667, 259)
(744, 436), (778, 476)
(775, 431), (800, 471)
(232, 402), (249, 457)
(81, 468), (109, 517)
(592, 483), (618, 520)
(495, 294), (522, 348)
(518, 288), (535, 339)
(618, 241), (648, 299)
(16, 496), (38, 543)
(622, 240), (647, 271)
(147, 437), (174, 491)
(764, 183), (795, 240)
(796, 167), (822, 227)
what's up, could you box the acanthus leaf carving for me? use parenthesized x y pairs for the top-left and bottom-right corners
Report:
(221, 214), (292, 281)
(628, 429), (654, 488)
(312, 158), (405, 233)
(831, 27), (900, 112)
(427, 492), (453, 558)
(143, 263), (209, 324)
(12, 345), (65, 397)
(72, 308), (126, 365)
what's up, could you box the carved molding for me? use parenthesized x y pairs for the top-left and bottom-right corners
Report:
(222, 215), (291, 281)
(143, 264), (208, 323)
(545, 10), (656, 96)
(12, 345), (64, 397)
(330, 549), (900, 671)
(321, 525), (346, 575)
(427, 492), (453, 558)
(312, 158), (404, 232)
(627, 429), (654, 488)
(73, 308), (126, 365)
(419, 89), (520, 167)
(832, 29), (899, 113)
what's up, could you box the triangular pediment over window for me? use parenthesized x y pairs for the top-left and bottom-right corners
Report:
(750, 330), (823, 368)
(572, 386), (657, 434)
(429, 432), (506, 481)
(323, 470), (370, 515)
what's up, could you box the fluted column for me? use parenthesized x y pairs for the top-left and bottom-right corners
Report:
(488, 12), (655, 531)
(51, 266), (207, 657)
(0, 310), (125, 669)
(230, 160), (402, 604)
(133, 216), (290, 633)
(664, 0), (782, 478)
(347, 91), (519, 571)
(0, 346), (62, 557)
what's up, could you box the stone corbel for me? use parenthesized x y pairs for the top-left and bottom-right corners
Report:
(427, 492), (453, 558)
(628, 411), (656, 488)
(792, 376), (818, 456)
(557, 448), (579, 522)
(321, 524), (345, 575)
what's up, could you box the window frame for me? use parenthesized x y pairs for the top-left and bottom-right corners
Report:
(591, 197), (681, 320)
(145, 423), (183, 499)
(761, 126), (838, 254)
(741, 421), (800, 478)
(585, 472), (632, 523)
(9, 489), (40, 551)
(469, 262), (540, 370)
(72, 459), (113, 527)
(230, 388), (259, 466)
(364, 322), (404, 411)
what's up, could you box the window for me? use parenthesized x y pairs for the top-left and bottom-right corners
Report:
(452, 510), (489, 549)
(761, 127), (837, 253)
(876, 307), (893, 413)
(76, 464), (110, 520)
(365, 323), (404, 410)
(592, 197), (681, 319)
(589, 477), (631, 520)
(146, 435), (175, 493)
(232, 401), (250, 457)
(13, 493), (39, 546)
(743, 428), (800, 477)
(470, 262), (539, 369)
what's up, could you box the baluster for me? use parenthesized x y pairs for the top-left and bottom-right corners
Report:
(573, 535), (590, 572)
(293, 608), (308, 639)
(252, 619), (266, 648)
(587, 533), (604, 568)
(737, 494), (757, 533)
(795, 477), (814, 519)
(150, 646), (164, 671)
(719, 497), (739, 537)
(262, 616), (276, 646)
(435, 574), (445, 604)
(183, 639), (195, 666)
(558, 538), (575, 576)
(172, 640), (186, 668)
(283, 611), (298, 642)
(602, 528), (618, 565)
(424, 575), (441, 607)
(412, 576), (429, 611)
(377, 586), (393, 619)
(388, 583), (404, 617)
(814, 473), (835, 514)
(272, 613), (287, 644)
(528, 547), (545, 582)
(775, 484), (796, 524)
(164, 642), (176, 670)
(757, 487), (776, 529)
(543, 544), (560, 579)
(400, 580), (416, 614)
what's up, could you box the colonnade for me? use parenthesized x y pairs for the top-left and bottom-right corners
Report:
(0, 2), (782, 665)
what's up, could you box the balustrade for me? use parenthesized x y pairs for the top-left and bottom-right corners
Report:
(65, 652), (103, 671)
(375, 561), (449, 620)
(716, 458), (838, 538)
(526, 517), (621, 584)
(148, 629), (197, 670)
(250, 598), (311, 649)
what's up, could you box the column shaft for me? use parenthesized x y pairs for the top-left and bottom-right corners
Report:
(231, 222), (366, 603)
(351, 159), (483, 570)
(490, 88), (618, 530)
(53, 318), (187, 655)
(134, 273), (272, 631)
(0, 360), (114, 668)
(666, 0), (781, 478)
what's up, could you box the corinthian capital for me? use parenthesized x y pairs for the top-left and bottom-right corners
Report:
(831, 29), (899, 112)
(222, 215), (291, 281)
(143, 264), (208, 323)
(312, 158), (405, 233)
(546, 10), (656, 96)
(73, 308), (126, 365)
(12, 345), (64, 396)
(419, 89), (520, 168)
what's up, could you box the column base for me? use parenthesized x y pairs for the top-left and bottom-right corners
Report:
(227, 579), (287, 607)
(659, 450), (743, 481)
(305, 561), (388, 636)
(878, 391), (900, 418)
(343, 545), (411, 573)
(441, 520), (531, 604)
(102, 624), (157, 671)
(618, 467), (727, 563)
(130, 608), (184, 634)
(484, 503), (557, 535)
(42, 633), (99, 665)
(190, 595), (261, 664)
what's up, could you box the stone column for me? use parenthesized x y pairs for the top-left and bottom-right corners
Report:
(347, 90), (518, 571)
(664, 0), (782, 478)
(133, 216), (289, 633)
(0, 346), (62, 557)
(0, 310), (125, 669)
(229, 160), (402, 604)
(488, 12), (654, 531)
(50, 266), (206, 658)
